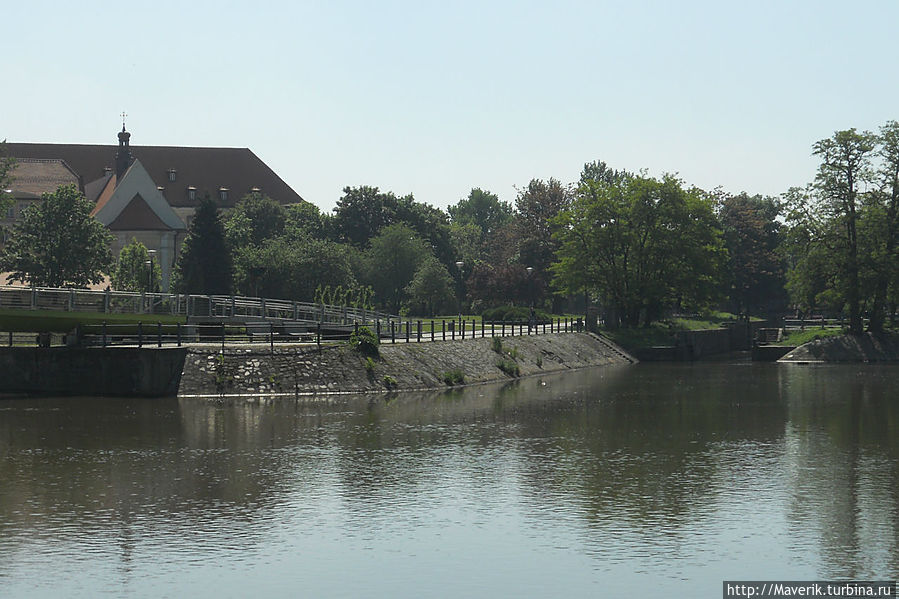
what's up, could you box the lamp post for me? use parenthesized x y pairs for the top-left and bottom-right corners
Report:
(455, 260), (464, 331)
(146, 249), (157, 293)
(526, 266), (534, 332)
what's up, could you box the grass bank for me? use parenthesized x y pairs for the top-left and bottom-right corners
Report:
(598, 312), (752, 353)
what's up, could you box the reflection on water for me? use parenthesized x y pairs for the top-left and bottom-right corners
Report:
(0, 363), (896, 597)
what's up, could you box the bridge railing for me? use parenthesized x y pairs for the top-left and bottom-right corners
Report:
(1, 317), (583, 349)
(0, 285), (395, 323)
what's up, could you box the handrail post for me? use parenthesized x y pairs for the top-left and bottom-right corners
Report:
(221, 322), (226, 352)
(317, 322), (321, 352)
(102, 321), (107, 347)
(138, 322), (143, 348)
(177, 323), (182, 347)
(391, 321), (395, 344)
(157, 322), (162, 347)
(442, 320), (446, 341)
(270, 322), (274, 354)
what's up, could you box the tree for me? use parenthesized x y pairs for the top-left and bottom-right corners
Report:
(0, 141), (14, 217)
(552, 170), (726, 327)
(333, 185), (458, 270)
(514, 178), (571, 309)
(811, 129), (876, 334)
(284, 201), (336, 242)
(172, 194), (232, 294)
(112, 238), (161, 292)
(718, 193), (785, 316)
(1, 184), (113, 288)
(361, 223), (429, 313)
(866, 121), (899, 332)
(448, 188), (512, 237)
(224, 192), (286, 249)
(405, 255), (456, 316)
(333, 186), (393, 247)
(232, 237), (356, 301)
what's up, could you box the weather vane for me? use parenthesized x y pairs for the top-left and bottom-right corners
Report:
(121, 111), (127, 128)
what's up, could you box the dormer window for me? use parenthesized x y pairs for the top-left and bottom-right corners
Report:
(251, 186), (261, 193)
(219, 187), (229, 202)
(167, 169), (177, 182)
(188, 186), (197, 202)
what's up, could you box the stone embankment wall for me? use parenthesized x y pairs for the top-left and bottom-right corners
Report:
(0, 347), (186, 397)
(779, 332), (899, 363)
(177, 333), (635, 397)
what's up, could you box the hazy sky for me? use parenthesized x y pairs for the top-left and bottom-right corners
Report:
(4, 1), (897, 212)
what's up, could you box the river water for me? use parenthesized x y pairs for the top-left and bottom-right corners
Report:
(1, 361), (897, 598)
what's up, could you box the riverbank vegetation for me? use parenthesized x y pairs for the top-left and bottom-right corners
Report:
(3, 123), (899, 337)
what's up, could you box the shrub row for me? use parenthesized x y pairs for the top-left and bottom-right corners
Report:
(481, 305), (552, 324)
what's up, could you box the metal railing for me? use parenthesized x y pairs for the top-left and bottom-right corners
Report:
(1, 317), (583, 351)
(0, 285), (394, 324)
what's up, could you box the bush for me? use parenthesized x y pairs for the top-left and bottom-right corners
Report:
(495, 357), (520, 377)
(482, 305), (551, 324)
(491, 337), (503, 353)
(383, 375), (398, 389)
(349, 326), (379, 357)
(442, 369), (465, 386)
(364, 356), (376, 373)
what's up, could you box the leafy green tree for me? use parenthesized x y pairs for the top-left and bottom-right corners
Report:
(866, 121), (899, 332)
(284, 201), (336, 242)
(111, 238), (161, 292)
(812, 129), (876, 333)
(718, 193), (785, 315)
(333, 185), (457, 271)
(0, 141), (14, 217)
(1, 184), (113, 288)
(362, 223), (429, 313)
(333, 185), (393, 247)
(405, 255), (456, 316)
(232, 237), (356, 301)
(172, 194), (232, 294)
(515, 178), (571, 309)
(448, 188), (512, 237)
(224, 192), (286, 248)
(552, 170), (726, 327)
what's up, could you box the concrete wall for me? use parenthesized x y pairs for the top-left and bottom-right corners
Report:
(0, 347), (186, 397)
(177, 332), (636, 398)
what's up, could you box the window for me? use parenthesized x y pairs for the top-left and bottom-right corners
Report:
(167, 169), (177, 182)
(219, 188), (229, 202)
(187, 187), (197, 202)
(5, 206), (13, 219)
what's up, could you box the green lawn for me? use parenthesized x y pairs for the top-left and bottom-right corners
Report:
(0, 308), (187, 333)
(775, 327), (846, 346)
(598, 312), (748, 352)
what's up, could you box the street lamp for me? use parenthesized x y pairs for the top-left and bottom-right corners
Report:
(455, 261), (464, 330)
(526, 266), (535, 332)
(146, 249), (157, 293)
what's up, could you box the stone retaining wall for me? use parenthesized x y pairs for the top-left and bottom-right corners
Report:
(177, 332), (636, 397)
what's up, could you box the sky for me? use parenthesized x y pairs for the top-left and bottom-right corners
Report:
(4, 0), (898, 213)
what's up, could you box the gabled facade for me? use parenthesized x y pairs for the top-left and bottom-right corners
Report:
(5, 126), (305, 291)
(1, 159), (80, 238)
(91, 158), (187, 290)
